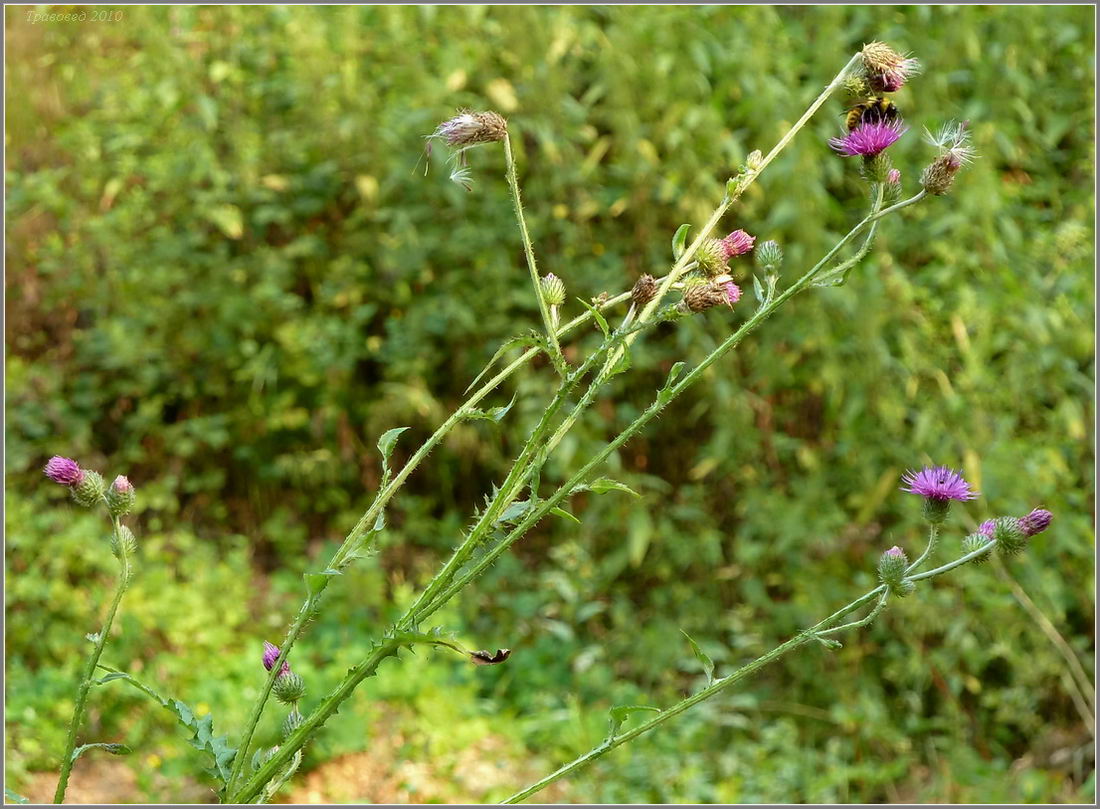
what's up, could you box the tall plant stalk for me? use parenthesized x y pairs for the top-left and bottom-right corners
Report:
(53, 518), (130, 804)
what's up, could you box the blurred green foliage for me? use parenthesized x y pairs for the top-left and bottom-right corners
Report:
(5, 4), (1094, 803)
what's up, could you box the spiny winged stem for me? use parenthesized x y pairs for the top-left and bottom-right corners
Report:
(503, 131), (566, 372)
(54, 517), (130, 804)
(503, 539), (999, 804)
(415, 192), (928, 621)
(224, 290), (641, 792)
(233, 52), (885, 800)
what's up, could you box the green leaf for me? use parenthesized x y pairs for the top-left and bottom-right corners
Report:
(304, 571), (337, 597)
(5, 789), (30, 804)
(377, 427), (409, 472)
(608, 704), (661, 736)
(463, 392), (518, 424)
(672, 224), (691, 259)
(587, 477), (641, 498)
(607, 346), (632, 379)
(576, 297), (609, 337)
(681, 629), (715, 684)
(497, 499), (532, 525)
(659, 361), (686, 402)
(94, 667), (237, 783)
(550, 506), (581, 524)
(71, 742), (132, 763)
(752, 274), (766, 304)
(203, 203), (244, 239)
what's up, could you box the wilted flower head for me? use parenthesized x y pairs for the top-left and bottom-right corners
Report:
(262, 641), (291, 676)
(861, 41), (922, 93)
(718, 229), (755, 260)
(901, 465), (979, 502)
(682, 280), (730, 313)
(44, 456), (84, 486)
(920, 121), (976, 195)
(1019, 508), (1053, 537)
(830, 119), (907, 157)
(631, 273), (658, 307)
(429, 110), (507, 148)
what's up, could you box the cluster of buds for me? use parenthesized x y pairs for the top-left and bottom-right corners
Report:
(968, 508), (1053, 559)
(263, 641), (307, 739)
(45, 455), (136, 517)
(920, 121), (975, 196)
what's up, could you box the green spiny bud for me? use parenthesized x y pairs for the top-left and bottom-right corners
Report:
(962, 533), (993, 564)
(105, 475), (136, 517)
(540, 273), (566, 307)
(281, 709), (304, 740)
(754, 240), (783, 274)
(921, 496), (952, 525)
(273, 672), (306, 705)
(695, 238), (728, 276)
(877, 545), (910, 595)
(992, 516), (1027, 557)
(71, 470), (106, 508)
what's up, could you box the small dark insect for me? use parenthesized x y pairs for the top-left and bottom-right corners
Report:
(469, 648), (512, 666)
(845, 97), (900, 132)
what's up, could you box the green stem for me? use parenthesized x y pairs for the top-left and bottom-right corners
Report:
(54, 517), (129, 804)
(502, 587), (884, 804)
(906, 522), (940, 574)
(417, 193), (926, 620)
(504, 537), (997, 803)
(503, 132), (565, 371)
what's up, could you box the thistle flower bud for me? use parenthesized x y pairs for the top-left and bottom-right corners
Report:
(44, 456), (84, 487)
(71, 470), (106, 508)
(631, 273), (658, 307)
(681, 280), (730, 313)
(430, 110), (507, 147)
(745, 150), (764, 172)
(695, 238), (729, 276)
(887, 169), (901, 185)
(540, 273), (566, 307)
(877, 546), (911, 595)
(991, 516), (1027, 557)
(718, 229), (756, 261)
(281, 709), (304, 740)
(106, 475), (136, 517)
(962, 533), (993, 564)
(262, 641), (291, 676)
(1018, 508), (1053, 537)
(273, 672), (306, 705)
(754, 240), (783, 274)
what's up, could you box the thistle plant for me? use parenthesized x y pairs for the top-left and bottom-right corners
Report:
(32, 42), (1055, 805)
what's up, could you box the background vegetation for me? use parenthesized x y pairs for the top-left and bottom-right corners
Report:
(5, 4), (1095, 803)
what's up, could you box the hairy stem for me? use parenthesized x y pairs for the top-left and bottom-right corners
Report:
(906, 522), (940, 574)
(54, 518), (129, 804)
(503, 132), (565, 370)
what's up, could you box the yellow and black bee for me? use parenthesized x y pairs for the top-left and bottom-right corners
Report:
(845, 97), (899, 132)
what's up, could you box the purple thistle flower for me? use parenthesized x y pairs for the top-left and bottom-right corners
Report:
(829, 119), (907, 158)
(978, 519), (996, 537)
(44, 456), (84, 486)
(112, 475), (133, 494)
(901, 465), (979, 502)
(887, 168), (902, 184)
(884, 545), (905, 558)
(262, 641), (291, 676)
(718, 229), (756, 260)
(1019, 508), (1053, 537)
(723, 282), (741, 305)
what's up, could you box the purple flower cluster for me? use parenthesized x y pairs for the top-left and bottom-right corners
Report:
(982, 508), (1053, 539)
(901, 465), (979, 502)
(830, 120), (907, 158)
